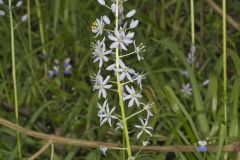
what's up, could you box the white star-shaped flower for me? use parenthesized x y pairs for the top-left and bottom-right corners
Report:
(97, 99), (108, 121)
(93, 75), (112, 98)
(116, 121), (124, 131)
(143, 103), (153, 118)
(181, 83), (192, 96)
(98, 102), (117, 127)
(133, 41), (145, 61)
(108, 27), (134, 50)
(91, 17), (105, 37)
(133, 72), (146, 90)
(93, 41), (112, 68)
(91, 38), (105, 55)
(135, 118), (153, 139)
(118, 60), (135, 82)
(123, 85), (142, 107)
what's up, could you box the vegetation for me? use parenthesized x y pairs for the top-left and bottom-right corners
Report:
(0, 0), (239, 159)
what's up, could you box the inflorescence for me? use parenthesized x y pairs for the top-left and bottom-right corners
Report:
(91, 0), (153, 157)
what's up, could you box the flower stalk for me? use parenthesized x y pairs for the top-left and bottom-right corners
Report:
(223, 0), (228, 159)
(115, 0), (132, 157)
(92, 0), (153, 159)
(9, 0), (22, 159)
(190, 0), (195, 45)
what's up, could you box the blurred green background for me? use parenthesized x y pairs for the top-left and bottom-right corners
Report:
(0, 0), (240, 159)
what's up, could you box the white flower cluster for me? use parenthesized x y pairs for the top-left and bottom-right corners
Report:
(187, 44), (196, 64)
(180, 45), (209, 97)
(0, 0), (27, 22)
(91, 0), (153, 140)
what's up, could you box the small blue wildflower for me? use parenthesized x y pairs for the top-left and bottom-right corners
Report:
(197, 140), (208, 152)
(197, 146), (208, 152)
(48, 66), (59, 78)
(64, 66), (72, 75)
(64, 58), (72, 75)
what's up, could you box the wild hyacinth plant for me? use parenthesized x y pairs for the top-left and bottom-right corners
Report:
(91, 0), (153, 159)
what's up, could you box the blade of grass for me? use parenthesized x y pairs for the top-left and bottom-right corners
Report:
(229, 76), (240, 138)
(164, 86), (200, 140)
(155, 38), (210, 135)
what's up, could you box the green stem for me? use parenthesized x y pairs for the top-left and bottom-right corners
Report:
(9, 1), (22, 159)
(190, 0), (195, 45)
(115, 0), (132, 158)
(27, 0), (32, 54)
(119, 51), (135, 58)
(223, 0), (228, 159)
(35, 0), (46, 55)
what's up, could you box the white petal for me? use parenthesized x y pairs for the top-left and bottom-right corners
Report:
(103, 15), (110, 24)
(123, 95), (132, 101)
(0, 10), (5, 16)
(119, 72), (125, 81)
(106, 64), (116, 70)
(99, 58), (103, 68)
(103, 56), (108, 62)
(97, 0), (105, 5)
(119, 59), (125, 68)
(104, 50), (112, 55)
(93, 57), (100, 63)
(108, 118), (112, 127)
(104, 75), (110, 84)
(126, 10), (136, 18)
(126, 32), (135, 39)
(100, 118), (108, 126)
(137, 130), (143, 139)
(114, 27), (120, 37)
(111, 3), (116, 13)
(198, 140), (207, 146)
(125, 85), (132, 94)
(144, 129), (152, 136)
(135, 125), (141, 128)
(123, 39), (133, 45)
(130, 20), (139, 29)
(139, 118), (144, 125)
(110, 107), (115, 114)
(104, 84), (112, 89)
(120, 43), (128, 51)
(99, 89), (107, 98)
(126, 73), (133, 82)
(110, 42), (119, 49)
(21, 14), (28, 22)
(108, 34), (117, 41)
(103, 99), (108, 107)
(135, 98), (140, 106)
(129, 98), (134, 107)
(16, 1), (23, 7)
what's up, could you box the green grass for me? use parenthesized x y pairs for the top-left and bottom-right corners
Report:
(0, 0), (239, 159)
